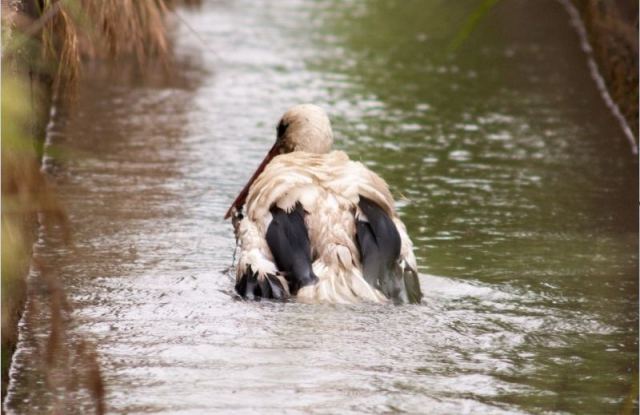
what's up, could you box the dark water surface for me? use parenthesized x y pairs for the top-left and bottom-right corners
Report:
(5, 0), (637, 414)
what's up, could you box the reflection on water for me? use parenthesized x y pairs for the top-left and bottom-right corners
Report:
(5, 0), (637, 414)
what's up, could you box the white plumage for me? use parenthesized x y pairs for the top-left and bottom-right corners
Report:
(227, 104), (421, 304)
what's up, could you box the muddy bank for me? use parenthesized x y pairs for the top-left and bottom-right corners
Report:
(573, 0), (638, 138)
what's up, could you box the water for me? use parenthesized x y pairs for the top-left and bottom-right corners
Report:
(5, 0), (638, 413)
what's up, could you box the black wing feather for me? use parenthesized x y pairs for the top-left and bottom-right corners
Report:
(266, 204), (318, 294)
(356, 196), (422, 304)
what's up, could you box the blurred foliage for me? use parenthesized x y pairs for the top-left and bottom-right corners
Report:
(0, 67), (65, 405)
(448, 0), (500, 52)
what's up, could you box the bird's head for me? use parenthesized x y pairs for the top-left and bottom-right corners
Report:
(225, 104), (333, 219)
(275, 104), (334, 154)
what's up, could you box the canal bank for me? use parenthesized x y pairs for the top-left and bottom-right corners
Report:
(1, 0), (196, 405)
(573, 0), (638, 140)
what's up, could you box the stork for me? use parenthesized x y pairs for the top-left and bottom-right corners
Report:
(225, 104), (422, 304)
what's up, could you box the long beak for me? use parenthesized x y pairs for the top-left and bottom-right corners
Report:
(224, 142), (280, 219)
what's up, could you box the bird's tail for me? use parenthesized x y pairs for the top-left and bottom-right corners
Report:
(296, 259), (388, 304)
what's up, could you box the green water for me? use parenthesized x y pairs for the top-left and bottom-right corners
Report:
(5, 0), (637, 414)
(314, 0), (639, 411)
